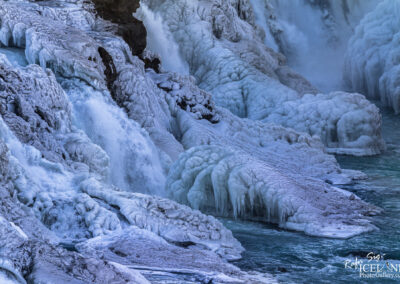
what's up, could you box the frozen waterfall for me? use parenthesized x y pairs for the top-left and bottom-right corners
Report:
(345, 0), (400, 113)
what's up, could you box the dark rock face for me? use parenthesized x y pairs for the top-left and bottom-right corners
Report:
(92, 0), (147, 56)
(142, 56), (161, 73)
(98, 46), (118, 99)
(92, 0), (161, 72)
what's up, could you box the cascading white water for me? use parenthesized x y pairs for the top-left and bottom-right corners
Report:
(0, 48), (167, 241)
(249, 0), (279, 52)
(135, 4), (189, 75)
(60, 78), (167, 196)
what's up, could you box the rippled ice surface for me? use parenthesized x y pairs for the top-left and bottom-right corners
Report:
(224, 107), (400, 283)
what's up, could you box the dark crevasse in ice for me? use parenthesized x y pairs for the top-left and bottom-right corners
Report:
(224, 107), (400, 283)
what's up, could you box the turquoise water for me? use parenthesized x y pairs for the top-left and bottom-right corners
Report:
(225, 108), (400, 283)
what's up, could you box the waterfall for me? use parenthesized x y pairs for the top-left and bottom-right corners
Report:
(60, 78), (167, 196)
(249, 0), (279, 52)
(135, 4), (190, 75)
(0, 48), (167, 241)
(249, 0), (381, 92)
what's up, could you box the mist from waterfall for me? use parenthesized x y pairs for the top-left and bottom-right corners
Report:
(249, 0), (279, 52)
(250, 0), (381, 92)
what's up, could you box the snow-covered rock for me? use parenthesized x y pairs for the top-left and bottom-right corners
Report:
(77, 226), (275, 284)
(0, 53), (110, 177)
(0, 138), (149, 284)
(344, 0), (400, 113)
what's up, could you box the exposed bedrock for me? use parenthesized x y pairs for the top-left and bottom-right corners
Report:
(91, 0), (160, 71)
(91, 0), (145, 56)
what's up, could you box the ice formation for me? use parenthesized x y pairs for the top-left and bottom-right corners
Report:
(166, 110), (381, 238)
(0, 1), (259, 282)
(141, 0), (385, 156)
(345, 0), (400, 113)
(0, 0), (389, 282)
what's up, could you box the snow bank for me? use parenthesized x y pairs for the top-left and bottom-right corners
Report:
(344, 0), (400, 113)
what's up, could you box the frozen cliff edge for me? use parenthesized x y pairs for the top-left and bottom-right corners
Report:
(165, 109), (382, 238)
